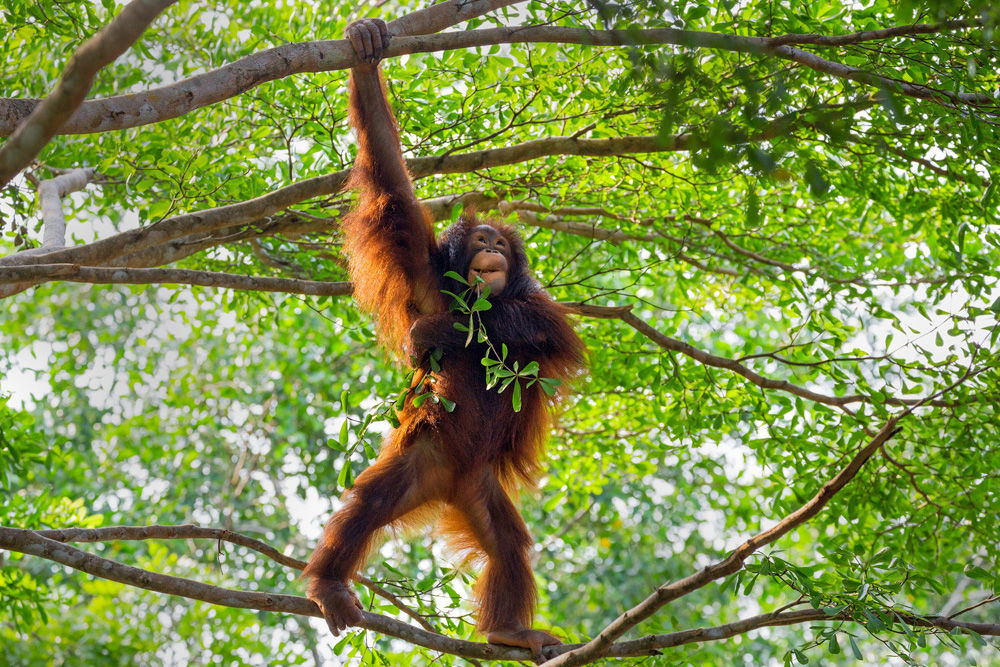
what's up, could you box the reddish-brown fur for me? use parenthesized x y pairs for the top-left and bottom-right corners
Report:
(304, 24), (585, 645)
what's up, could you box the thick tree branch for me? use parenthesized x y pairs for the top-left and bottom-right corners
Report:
(0, 93), (861, 286)
(0, 264), (352, 296)
(37, 524), (437, 633)
(389, 0), (525, 37)
(0, 0), (524, 138)
(0, 135), (677, 281)
(0, 20), (986, 137)
(0, 0), (177, 186)
(0, 526), (534, 661)
(8, 525), (994, 664)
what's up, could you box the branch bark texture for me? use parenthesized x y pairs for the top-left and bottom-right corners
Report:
(4, 524), (994, 664)
(0, 264), (352, 296)
(0, 135), (674, 279)
(0, 21), (986, 137)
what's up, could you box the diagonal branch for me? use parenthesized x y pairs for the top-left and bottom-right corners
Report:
(0, 0), (178, 187)
(619, 310), (961, 409)
(0, 94), (861, 286)
(543, 416), (903, 666)
(0, 135), (678, 279)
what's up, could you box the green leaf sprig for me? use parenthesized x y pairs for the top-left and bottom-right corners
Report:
(442, 271), (561, 412)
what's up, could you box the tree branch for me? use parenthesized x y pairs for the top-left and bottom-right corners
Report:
(0, 526), (540, 661)
(0, 0), (525, 138)
(765, 20), (977, 47)
(0, 20), (986, 137)
(8, 525), (994, 664)
(28, 168), (96, 253)
(0, 262), (973, 416)
(544, 417), (904, 666)
(0, 0), (177, 186)
(619, 310), (962, 409)
(0, 264), (351, 296)
(0, 135), (678, 282)
(1, 93), (862, 287)
(37, 524), (438, 633)
(604, 607), (999, 658)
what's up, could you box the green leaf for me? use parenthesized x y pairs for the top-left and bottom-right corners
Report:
(849, 635), (862, 660)
(963, 564), (991, 581)
(338, 462), (354, 489)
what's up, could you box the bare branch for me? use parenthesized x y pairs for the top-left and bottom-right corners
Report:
(0, 264), (351, 296)
(620, 310), (961, 409)
(0, 20), (986, 137)
(544, 418), (904, 666)
(5, 525), (995, 663)
(37, 524), (437, 633)
(0, 526), (539, 661)
(0, 0), (177, 186)
(25, 168), (97, 254)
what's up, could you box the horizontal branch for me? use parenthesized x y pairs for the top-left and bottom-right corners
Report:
(0, 0), (519, 138)
(0, 526), (545, 661)
(0, 134), (676, 277)
(0, 20), (985, 137)
(0, 0), (177, 186)
(0, 264), (352, 296)
(37, 523), (437, 632)
(11, 524), (995, 664)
